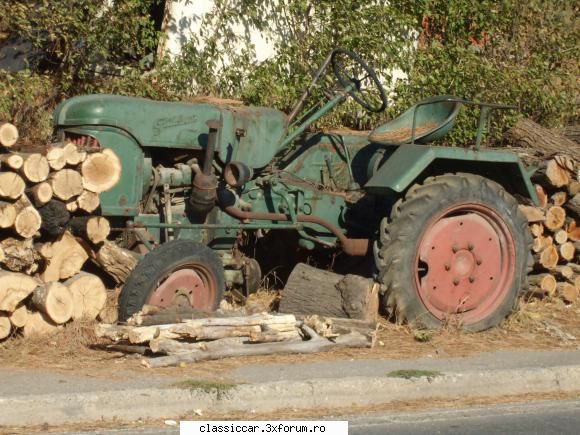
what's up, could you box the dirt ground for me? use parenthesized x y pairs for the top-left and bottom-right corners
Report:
(1, 295), (579, 381)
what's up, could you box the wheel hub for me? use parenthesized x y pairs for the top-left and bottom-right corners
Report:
(416, 208), (515, 322)
(148, 268), (214, 309)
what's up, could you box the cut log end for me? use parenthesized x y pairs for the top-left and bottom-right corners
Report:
(32, 282), (74, 324)
(0, 122), (19, 148)
(81, 149), (122, 193)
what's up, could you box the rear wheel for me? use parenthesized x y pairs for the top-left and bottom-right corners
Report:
(118, 240), (225, 321)
(374, 173), (531, 331)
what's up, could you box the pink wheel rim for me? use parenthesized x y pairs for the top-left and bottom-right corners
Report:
(414, 203), (516, 324)
(147, 264), (217, 310)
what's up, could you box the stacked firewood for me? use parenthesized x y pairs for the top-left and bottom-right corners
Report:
(507, 119), (580, 303)
(0, 122), (127, 340)
(95, 308), (377, 368)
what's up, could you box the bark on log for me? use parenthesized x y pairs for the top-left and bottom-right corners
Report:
(50, 169), (83, 201)
(0, 122), (18, 148)
(45, 145), (67, 170)
(26, 182), (53, 207)
(527, 273), (557, 296)
(0, 237), (40, 273)
(31, 282), (74, 324)
(556, 125), (580, 144)
(76, 190), (100, 213)
(69, 216), (110, 244)
(63, 272), (107, 320)
(40, 231), (89, 282)
(505, 119), (580, 159)
(0, 201), (16, 228)
(0, 313), (10, 340)
(143, 325), (371, 368)
(9, 304), (28, 328)
(95, 241), (138, 284)
(81, 149), (122, 193)
(0, 153), (24, 170)
(19, 153), (49, 183)
(279, 263), (379, 320)
(545, 206), (566, 231)
(37, 200), (70, 237)
(149, 336), (247, 355)
(0, 172), (25, 199)
(0, 271), (39, 312)
(13, 194), (41, 238)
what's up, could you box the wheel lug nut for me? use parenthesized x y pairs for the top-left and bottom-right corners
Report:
(469, 277), (475, 283)
(444, 264), (451, 271)
(453, 278), (460, 286)
(476, 258), (482, 266)
(452, 245), (458, 253)
(468, 243), (474, 251)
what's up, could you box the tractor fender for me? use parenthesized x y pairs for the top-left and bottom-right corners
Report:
(364, 144), (539, 205)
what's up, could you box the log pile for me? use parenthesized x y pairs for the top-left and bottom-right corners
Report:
(95, 310), (377, 368)
(507, 120), (580, 303)
(0, 122), (127, 340)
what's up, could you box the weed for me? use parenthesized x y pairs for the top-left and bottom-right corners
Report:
(173, 380), (238, 400)
(386, 369), (442, 381)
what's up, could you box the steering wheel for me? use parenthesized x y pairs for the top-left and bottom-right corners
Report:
(331, 48), (388, 113)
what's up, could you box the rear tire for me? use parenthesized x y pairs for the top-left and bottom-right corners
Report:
(374, 173), (531, 331)
(118, 240), (225, 321)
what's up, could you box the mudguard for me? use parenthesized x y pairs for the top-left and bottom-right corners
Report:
(364, 144), (539, 205)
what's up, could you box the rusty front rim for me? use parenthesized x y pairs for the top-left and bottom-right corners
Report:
(414, 203), (516, 325)
(147, 263), (218, 310)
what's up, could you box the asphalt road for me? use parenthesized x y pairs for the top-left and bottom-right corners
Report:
(49, 399), (580, 435)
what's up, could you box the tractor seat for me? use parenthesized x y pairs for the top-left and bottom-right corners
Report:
(369, 95), (461, 145)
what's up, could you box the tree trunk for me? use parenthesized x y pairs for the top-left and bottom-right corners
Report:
(45, 145), (67, 170)
(23, 311), (59, 337)
(63, 142), (87, 165)
(279, 263), (379, 321)
(0, 122), (18, 148)
(505, 119), (580, 158)
(37, 200), (70, 237)
(76, 190), (100, 213)
(40, 231), (89, 282)
(0, 271), (39, 312)
(0, 172), (25, 199)
(9, 304), (28, 328)
(0, 313), (10, 340)
(18, 153), (50, 183)
(565, 194), (580, 219)
(81, 149), (122, 193)
(0, 153), (24, 170)
(64, 272), (107, 320)
(13, 194), (42, 238)
(544, 206), (566, 231)
(26, 182), (53, 207)
(0, 237), (40, 273)
(527, 273), (557, 296)
(557, 282), (578, 304)
(95, 241), (138, 284)
(0, 201), (16, 228)
(31, 282), (74, 324)
(50, 169), (83, 201)
(69, 216), (111, 244)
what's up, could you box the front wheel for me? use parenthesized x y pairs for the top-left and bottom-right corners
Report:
(374, 173), (531, 331)
(118, 240), (225, 321)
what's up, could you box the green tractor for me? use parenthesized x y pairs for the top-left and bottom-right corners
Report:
(53, 49), (536, 331)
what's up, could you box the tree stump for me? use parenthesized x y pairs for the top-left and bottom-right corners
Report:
(278, 263), (379, 321)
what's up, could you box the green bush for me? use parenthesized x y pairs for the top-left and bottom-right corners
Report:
(0, 0), (577, 144)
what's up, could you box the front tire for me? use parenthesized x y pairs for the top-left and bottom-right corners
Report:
(118, 240), (225, 322)
(374, 173), (531, 331)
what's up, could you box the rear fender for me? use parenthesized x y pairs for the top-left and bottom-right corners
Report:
(364, 144), (539, 205)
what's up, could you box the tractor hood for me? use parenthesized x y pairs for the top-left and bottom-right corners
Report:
(54, 94), (288, 168)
